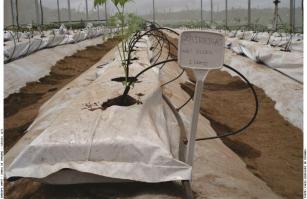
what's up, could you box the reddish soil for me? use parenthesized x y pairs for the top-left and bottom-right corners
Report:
(181, 70), (303, 199)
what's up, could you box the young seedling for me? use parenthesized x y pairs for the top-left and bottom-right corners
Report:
(94, 0), (145, 106)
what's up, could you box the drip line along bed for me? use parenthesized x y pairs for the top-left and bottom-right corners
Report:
(6, 22), (304, 198)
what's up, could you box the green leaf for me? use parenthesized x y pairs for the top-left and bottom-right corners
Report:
(94, 0), (107, 7)
(111, 0), (133, 7)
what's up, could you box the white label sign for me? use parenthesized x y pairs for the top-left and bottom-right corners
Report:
(178, 31), (225, 70)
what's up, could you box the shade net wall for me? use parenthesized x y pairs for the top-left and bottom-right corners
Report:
(3, 0), (304, 32)
(4, 0), (108, 26)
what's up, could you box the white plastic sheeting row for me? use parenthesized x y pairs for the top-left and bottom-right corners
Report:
(227, 30), (303, 52)
(225, 37), (303, 83)
(4, 25), (118, 63)
(4, 36), (105, 98)
(5, 37), (192, 183)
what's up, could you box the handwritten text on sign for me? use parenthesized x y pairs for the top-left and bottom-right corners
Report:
(178, 31), (225, 69)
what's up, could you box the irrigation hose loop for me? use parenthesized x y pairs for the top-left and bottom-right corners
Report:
(176, 96), (193, 112)
(160, 68), (185, 88)
(195, 64), (259, 141)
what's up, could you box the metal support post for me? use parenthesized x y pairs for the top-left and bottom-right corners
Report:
(57, 0), (61, 23)
(201, 0), (203, 28)
(153, 0), (155, 23)
(248, 0), (251, 28)
(97, 5), (100, 20)
(225, 0), (228, 29)
(293, 0), (296, 32)
(210, 0), (213, 25)
(85, 0), (89, 20)
(10, 0), (15, 26)
(35, 0), (40, 25)
(289, 0), (294, 32)
(105, 2), (108, 24)
(68, 0), (71, 22)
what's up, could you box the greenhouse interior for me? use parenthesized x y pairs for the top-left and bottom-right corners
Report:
(2, 0), (304, 198)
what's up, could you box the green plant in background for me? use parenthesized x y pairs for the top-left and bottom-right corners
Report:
(127, 13), (145, 35)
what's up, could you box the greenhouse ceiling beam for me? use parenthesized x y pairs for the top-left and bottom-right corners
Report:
(67, 0), (71, 22)
(248, 0), (251, 28)
(57, 0), (61, 23)
(85, 0), (89, 20)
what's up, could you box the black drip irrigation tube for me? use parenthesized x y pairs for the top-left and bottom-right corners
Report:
(195, 64), (259, 141)
(124, 23), (259, 142)
(120, 25), (180, 98)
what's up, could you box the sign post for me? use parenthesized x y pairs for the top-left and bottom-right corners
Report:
(178, 31), (225, 166)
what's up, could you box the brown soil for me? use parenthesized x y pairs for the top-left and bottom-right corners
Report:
(181, 70), (303, 199)
(83, 95), (142, 111)
(101, 95), (141, 110)
(4, 37), (121, 153)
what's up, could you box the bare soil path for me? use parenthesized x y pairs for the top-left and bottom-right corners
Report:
(182, 69), (303, 199)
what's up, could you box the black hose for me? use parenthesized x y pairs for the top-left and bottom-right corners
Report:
(160, 68), (185, 87)
(195, 64), (259, 141)
(176, 96), (193, 111)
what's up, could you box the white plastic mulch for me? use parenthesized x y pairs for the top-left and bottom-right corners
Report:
(5, 35), (281, 198)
